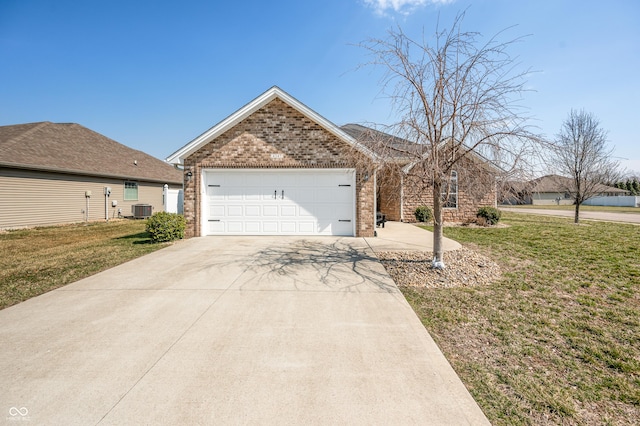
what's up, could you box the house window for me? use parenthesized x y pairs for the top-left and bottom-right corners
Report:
(124, 181), (138, 201)
(442, 171), (458, 208)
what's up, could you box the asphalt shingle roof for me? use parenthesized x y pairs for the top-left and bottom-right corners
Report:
(341, 123), (420, 160)
(530, 174), (628, 194)
(0, 122), (182, 184)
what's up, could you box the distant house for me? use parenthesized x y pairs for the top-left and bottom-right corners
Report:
(501, 174), (629, 205)
(341, 123), (499, 223)
(0, 122), (183, 229)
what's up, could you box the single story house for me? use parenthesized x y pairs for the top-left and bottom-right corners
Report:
(503, 174), (629, 205)
(0, 121), (183, 229)
(167, 87), (377, 238)
(341, 124), (499, 224)
(167, 86), (500, 238)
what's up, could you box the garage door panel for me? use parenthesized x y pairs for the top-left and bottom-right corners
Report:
(281, 221), (296, 233)
(245, 205), (261, 216)
(261, 189), (278, 201)
(210, 205), (225, 217)
(298, 205), (315, 217)
(285, 188), (310, 202)
(227, 222), (243, 233)
(280, 205), (297, 216)
(263, 221), (278, 233)
(332, 221), (354, 236)
(245, 221), (261, 233)
(332, 203), (353, 218)
(263, 205), (278, 216)
(227, 205), (243, 217)
(298, 222), (315, 233)
(314, 204), (351, 220)
(253, 174), (280, 186)
(207, 186), (224, 199)
(204, 169), (355, 236)
(244, 188), (262, 201)
(208, 221), (225, 233)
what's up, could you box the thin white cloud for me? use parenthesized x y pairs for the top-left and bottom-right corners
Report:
(364, 0), (455, 15)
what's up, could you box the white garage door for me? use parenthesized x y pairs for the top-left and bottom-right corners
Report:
(203, 169), (356, 236)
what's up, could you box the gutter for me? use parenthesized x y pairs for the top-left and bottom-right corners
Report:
(0, 162), (183, 186)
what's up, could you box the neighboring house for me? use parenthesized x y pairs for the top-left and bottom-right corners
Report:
(166, 87), (502, 237)
(341, 123), (499, 223)
(166, 87), (377, 238)
(0, 122), (183, 229)
(526, 174), (628, 205)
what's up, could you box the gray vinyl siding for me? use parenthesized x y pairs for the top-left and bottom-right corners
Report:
(531, 192), (574, 205)
(0, 168), (182, 229)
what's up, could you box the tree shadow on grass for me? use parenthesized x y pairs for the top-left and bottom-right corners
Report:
(115, 232), (154, 244)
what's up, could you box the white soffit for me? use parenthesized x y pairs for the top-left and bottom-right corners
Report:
(166, 86), (377, 164)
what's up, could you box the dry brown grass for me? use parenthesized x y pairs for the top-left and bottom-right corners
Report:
(0, 220), (168, 309)
(399, 212), (640, 425)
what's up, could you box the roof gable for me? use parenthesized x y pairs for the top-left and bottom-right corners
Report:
(0, 122), (182, 184)
(167, 87), (376, 164)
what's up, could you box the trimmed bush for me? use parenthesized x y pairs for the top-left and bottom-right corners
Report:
(145, 212), (186, 243)
(476, 206), (502, 225)
(414, 205), (433, 223)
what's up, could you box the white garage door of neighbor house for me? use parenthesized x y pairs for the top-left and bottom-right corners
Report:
(203, 169), (356, 236)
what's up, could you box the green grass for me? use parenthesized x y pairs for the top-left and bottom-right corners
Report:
(502, 204), (640, 214)
(407, 212), (640, 424)
(0, 220), (169, 309)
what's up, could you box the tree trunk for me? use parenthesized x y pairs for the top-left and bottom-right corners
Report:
(432, 180), (445, 269)
(574, 202), (580, 224)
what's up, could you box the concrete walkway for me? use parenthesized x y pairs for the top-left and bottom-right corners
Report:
(501, 207), (640, 224)
(365, 221), (461, 252)
(0, 234), (486, 425)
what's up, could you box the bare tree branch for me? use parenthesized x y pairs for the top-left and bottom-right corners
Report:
(546, 109), (622, 223)
(358, 10), (541, 268)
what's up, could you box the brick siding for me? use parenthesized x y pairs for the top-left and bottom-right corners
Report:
(183, 98), (375, 237)
(377, 161), (497, 224)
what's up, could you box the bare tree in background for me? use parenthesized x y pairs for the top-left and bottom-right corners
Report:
(360, 11), (540, 268)
(548, 109), (621, 223)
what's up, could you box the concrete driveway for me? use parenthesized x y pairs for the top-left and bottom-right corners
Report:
(0, 235), (488, 425)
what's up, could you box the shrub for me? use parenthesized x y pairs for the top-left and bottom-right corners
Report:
(476, 206), (502, 225)
(414, 205), (433, 223)
(145, 212), (186, 243)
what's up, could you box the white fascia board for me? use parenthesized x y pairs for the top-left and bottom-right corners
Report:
(166, 86), (378, 164)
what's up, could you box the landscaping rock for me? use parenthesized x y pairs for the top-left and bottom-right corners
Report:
(377, 247), (501, 289)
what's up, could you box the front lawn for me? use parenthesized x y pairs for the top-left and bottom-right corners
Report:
(0, 220), (169, 309)
(404, 212), (639, 424)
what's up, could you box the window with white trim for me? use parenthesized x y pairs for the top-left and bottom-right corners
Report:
(442, 171), (458, 208)
(124, 181), (139, 201)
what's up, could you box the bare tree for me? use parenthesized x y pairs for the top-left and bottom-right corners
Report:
(359, 12), (539, 268)
(548, 109), (621, 223)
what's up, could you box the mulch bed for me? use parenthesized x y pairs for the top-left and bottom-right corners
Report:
(377, 247), (501, 289)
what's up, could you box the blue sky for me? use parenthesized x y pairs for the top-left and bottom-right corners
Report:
(1, 0), (639, 173)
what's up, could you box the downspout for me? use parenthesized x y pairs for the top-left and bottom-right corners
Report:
(400, 173), (404, 222)
(373, 170), (377, 236)
(163, 184), (169, 212)
(85, 191), (91, 222)
(104, 187), (111, 222)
